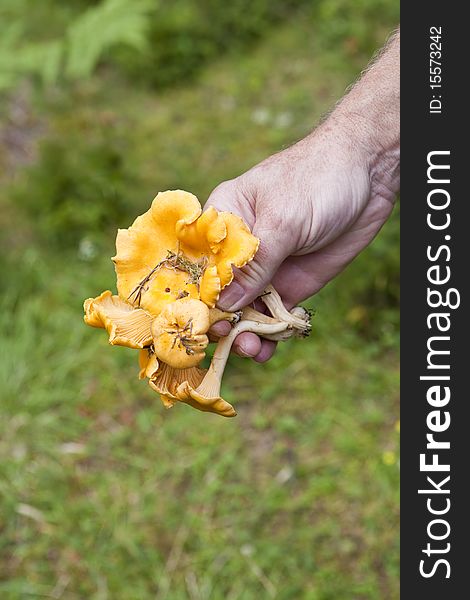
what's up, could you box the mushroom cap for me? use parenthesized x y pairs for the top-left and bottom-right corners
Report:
(176, 381), (236, 418)
(151, 298), (210, 369)
(199, 265), (221, 307)
(138, 347), (159, 379)
(138, 356), (207, 410)
(112, 190), (259, 315)
(137, 344), (234, 416)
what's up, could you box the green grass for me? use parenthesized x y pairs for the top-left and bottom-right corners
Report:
(0, 5), (399, 599)
(0, 262), (400, 599)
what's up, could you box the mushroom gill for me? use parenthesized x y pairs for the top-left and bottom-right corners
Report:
(84, 290), (153, 349)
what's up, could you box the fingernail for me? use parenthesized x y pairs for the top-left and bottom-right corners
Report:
(210, 321), (232, 337)
(218, 281), (245, 311)
(236, 343), (254, 358)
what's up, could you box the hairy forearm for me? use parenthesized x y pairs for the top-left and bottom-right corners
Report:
(319, 30), (400, 201)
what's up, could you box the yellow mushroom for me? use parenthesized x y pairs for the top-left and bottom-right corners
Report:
(83, 191), (314, 419)
(112, 190), (259, 315)
(138, 348), (206, 410)
(176, 318), (288, 418)
(83, 290), (153, 348)
(150, 298), (240, 369)
(150, 298), (211, 369)
(260, 285), (311, 338)
(138, 346), (159, 379)
(152, 363), (207, 410)
(176, 207), (260, 293)
(199, 265), (221, 307)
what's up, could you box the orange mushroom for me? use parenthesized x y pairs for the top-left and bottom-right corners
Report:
(83, 190), (313, 419)
(150, 298), (211, 369)
(112, 190), (259, 315)
(138, 347), (206, 410)
(176, 318), (288, 417)
(83, 290), (153, 349)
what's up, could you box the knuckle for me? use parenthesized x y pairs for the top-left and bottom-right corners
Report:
(207, 179), (237, 211)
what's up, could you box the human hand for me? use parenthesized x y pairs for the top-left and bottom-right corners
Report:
(207, 128), (397, 360)
(207, 31), (400, 361)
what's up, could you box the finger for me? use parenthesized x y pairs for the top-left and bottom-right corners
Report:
(232, 332), (262, 358)
(254, 339), (277, 363)
(205, 179), (255, 228)
(210, 320), (232, 337)
(217, 229), (290, 311)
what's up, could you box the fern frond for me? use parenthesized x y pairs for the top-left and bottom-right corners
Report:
(0, 37), (63, 90)
(0, 0), (154, 91)
(65, 0), (153, 79)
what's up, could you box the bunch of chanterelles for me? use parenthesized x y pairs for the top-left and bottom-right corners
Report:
(84, 191), (311, 417)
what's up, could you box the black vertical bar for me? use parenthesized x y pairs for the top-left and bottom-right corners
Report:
(401, 2), (469, 597)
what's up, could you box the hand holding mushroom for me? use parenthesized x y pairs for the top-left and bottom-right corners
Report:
(206, 31), (400, 362)
(84, 190), (311, 417)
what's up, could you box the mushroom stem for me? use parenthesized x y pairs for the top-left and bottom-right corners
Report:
(241, 306), (280, 325)
(208, 308), (242, 327)
(260, 284), (311, 337)
(240, 306), (312, 341)
(195, 319), (288, 398)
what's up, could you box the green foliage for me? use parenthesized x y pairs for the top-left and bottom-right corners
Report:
(0, 0), (399, 92)
(0, 24), (63, 89)
(313, 0), (399, 51)
(115, 0), (312, 88)
(0, 0), (152, 90)
(11, 130), (138, 249)
(0, 2), (399, 597)
(65, 0), (152, 79)
(333, 205), (400, 346)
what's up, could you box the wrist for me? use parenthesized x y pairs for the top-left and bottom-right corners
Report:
(325, 31), (400, 202)
(329, 101), (399, 200)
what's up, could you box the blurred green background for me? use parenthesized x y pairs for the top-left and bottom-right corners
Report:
(0, 1), (399, 598)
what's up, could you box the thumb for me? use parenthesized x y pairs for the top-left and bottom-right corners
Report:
(206, 178), (291, 311)
(217, 225), (290, 311)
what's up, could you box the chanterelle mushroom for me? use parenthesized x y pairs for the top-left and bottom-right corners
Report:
(150, 298), (210, 369)
(112, 190), (259, 314)
(138, 347), (207, 410)
(84, 290), (153, 349)
(83, 190), (313, 418)
(260, 285), (312, 338)
(176, 318), (288, 417)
